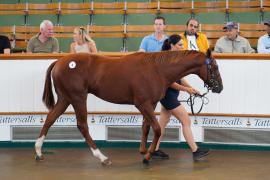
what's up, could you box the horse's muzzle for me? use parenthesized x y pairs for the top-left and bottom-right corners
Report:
(212, 83), (223, 93)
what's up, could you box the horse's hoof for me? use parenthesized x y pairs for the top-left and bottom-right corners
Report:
(142, 158), (150, 165)
(101, 158), (112, 166)
(142, 153), (151, 165)
(35, 155), (45, 161)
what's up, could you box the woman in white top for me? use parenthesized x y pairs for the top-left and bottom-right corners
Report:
(70, 27), (97, 53)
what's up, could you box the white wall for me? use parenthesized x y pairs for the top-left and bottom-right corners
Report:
(183, 60), (270, 114)
(0, 58), (269, 142)
(0, 59), (269, 114)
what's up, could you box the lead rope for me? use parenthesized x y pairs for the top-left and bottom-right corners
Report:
(180, 89), (209, 115)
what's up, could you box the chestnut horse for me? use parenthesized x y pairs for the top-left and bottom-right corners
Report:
(35, 50), (223, 165)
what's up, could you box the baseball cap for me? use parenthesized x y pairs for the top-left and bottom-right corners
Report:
(264, 20), (270, 26)
(223, 22), (238, 30)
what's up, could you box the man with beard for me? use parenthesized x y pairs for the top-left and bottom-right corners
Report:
(180, 18), (209, 54)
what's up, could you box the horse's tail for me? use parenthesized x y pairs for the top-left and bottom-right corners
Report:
(42, 61), (57, 110)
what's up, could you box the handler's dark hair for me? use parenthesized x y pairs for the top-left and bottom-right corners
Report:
(162, 34), (181, 51)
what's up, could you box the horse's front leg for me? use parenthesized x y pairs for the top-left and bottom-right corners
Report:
(139, 118), (150, 155)
(72, 98), (112, 166)
(136, 102), (160, 164)
(35, 99), (69, 160)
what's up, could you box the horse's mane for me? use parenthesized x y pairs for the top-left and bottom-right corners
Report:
(135, 50), (203, 64)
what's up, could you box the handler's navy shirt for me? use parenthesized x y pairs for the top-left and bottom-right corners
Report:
(160, 80), (182, 110)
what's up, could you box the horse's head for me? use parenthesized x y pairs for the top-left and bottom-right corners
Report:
(199, 49), (223, 93)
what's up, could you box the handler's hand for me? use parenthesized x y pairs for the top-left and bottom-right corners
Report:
(186, 87), (200, 95)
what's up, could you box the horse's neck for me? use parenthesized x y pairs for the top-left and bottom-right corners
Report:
(158, 53), (202, 86)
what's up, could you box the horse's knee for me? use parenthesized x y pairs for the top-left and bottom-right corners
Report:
(142, 121), (150, 128)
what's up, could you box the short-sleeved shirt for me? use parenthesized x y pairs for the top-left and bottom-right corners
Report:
(139, 33), (167, 52)
(0, 35), (11, 54)
(257, 34), (270, 53)
(27, 33), (59, 53)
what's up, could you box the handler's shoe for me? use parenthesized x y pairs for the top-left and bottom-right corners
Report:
(152, 149), (169, 159)
(193, 148), (210, 161)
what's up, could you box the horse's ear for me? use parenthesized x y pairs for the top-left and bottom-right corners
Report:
(206, 48), (212, 58)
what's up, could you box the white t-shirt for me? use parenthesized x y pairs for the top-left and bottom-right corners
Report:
(187, 35), (199, 51)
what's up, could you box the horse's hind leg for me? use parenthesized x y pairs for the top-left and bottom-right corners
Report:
(35, 98), (69, 160)
(72, 99), (112, 166)
(140, 119), (150, 155)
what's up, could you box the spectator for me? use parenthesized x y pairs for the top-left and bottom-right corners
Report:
(70, 27), (97, 53)
(139, 16), (167, 52)
(257, 20), (270, 53)
(214, 22), (255, 53)
(0, 35), (11, 54)
(180, 18), (209, 54)
(27, 20), (59, 53)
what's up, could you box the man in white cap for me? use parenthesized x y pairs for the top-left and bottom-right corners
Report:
(214, 22), (255, 53)
(257, 20), (270, 53)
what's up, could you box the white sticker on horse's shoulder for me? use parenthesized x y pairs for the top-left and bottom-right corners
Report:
(69, 61), (76, 69)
